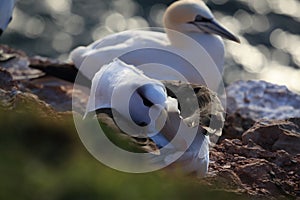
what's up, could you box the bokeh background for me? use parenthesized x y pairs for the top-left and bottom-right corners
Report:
(1, 1), (299, 199)
(1, 0), (300, 92)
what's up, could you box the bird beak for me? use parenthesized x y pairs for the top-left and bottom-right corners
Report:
(0, 29), (3, 36)
(192, 19), (240, 43)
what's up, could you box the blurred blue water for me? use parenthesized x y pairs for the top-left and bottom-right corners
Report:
(1, 0), (299, 92)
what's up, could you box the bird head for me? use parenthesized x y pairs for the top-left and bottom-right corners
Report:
(0, 0), (15, 36)
(163, 0), (240, 43)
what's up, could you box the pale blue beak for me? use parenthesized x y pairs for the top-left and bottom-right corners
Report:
(191, 16), (240, 43)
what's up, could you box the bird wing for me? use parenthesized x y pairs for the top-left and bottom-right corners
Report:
(69, 30), (169, 79)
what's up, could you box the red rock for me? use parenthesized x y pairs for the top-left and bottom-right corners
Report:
(221, 113), (255, 141)
(0, 68), (17, 90)
(211, 138), (300, 197)
(242, 119), (300, 155)
(0, 45), (44, 80)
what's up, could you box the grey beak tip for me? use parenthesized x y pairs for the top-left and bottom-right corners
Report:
(233, 36), (241, 44)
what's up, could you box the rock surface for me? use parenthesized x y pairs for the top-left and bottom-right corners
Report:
(212, 81), (300, 198)
(210, 125), (300, 198)
(243, 119), (300, 155)
(226, 80), (300, 120)
(1, 45), (299, 199)
(0, 45), (88, 112)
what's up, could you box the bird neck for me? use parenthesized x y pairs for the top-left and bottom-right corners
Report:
(166, 29), (225, 73)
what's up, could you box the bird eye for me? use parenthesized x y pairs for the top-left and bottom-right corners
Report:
(195, 15), (203, 21)
(9, 17), (13, 23)
(194, 15), (212, 22)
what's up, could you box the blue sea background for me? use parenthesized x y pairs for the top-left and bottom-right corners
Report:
(1, 0), (300, 92)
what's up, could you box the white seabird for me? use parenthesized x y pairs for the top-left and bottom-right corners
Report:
(86, 58), (169, 135)
(70, 0), (239, 91)
(0, 0), (15, 36)
(85, 58), (222, 177)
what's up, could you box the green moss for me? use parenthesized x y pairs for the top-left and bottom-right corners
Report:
(0, 108), (248, 200)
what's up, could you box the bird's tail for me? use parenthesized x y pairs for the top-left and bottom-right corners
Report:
(69, 46), (88, 69)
